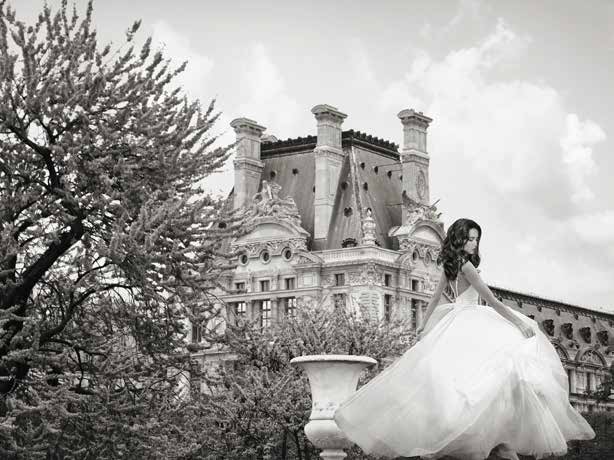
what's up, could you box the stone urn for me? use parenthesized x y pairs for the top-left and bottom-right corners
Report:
(290, 354), (377, 459)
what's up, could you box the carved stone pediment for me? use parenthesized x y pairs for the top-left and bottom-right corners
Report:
(389, 219), (445, 259)
(580, 349), (605, 366)
(291, 252), (323, 266)
(232, 221), (309, 260)
(231, 181), (310, 259)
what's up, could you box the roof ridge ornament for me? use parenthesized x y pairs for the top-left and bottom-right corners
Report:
(362, 208), (377, 246)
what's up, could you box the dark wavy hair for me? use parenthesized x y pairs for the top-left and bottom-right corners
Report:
(436, 218), (482, 281)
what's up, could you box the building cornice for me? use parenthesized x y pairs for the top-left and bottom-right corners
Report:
(259, 130), (400, 159)
(491, 285), (614, 321)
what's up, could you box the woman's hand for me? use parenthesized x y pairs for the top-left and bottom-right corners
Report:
(515, 321), (535, 339)
(416, 326), (425, 341)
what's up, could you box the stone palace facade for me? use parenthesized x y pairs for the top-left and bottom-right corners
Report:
(195, 104), (614, 413)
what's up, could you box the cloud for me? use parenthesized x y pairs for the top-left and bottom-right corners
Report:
(560, 114), (606, 203)
(150, 21), (234, 197)
(151, 20), (214, 101)
(347, 19), (612, 310)
(236, 43), (300, 138)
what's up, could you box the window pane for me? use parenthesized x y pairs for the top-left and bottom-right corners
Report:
(261, 299), (271, 327)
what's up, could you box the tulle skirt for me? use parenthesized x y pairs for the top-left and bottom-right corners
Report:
(333, 302), (596, 459)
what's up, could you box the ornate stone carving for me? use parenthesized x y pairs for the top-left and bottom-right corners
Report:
(294, 255), (316, 265)
(596, 330), (609, 346)
(238, 237), (307, 258)
(561, 323), (573, 340)
(321, 274), (335, 288)
(401, 194), (442, 226)
(542, 319), (555, 336)
(249, 180), (302, 226)
(347, 272), (363, 286)
(423, 273), (440, 295)
(581, 350), (602, 366)
(579, 327), (592, 344)
(362, 209), (377, 246)
(554, 344), (567, 361)
(398, 238), (440, 263)
(359, 263), (379, 287)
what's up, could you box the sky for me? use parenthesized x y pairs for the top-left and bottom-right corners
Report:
(13, 0), (614, 312)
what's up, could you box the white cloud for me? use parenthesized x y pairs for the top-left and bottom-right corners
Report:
(347, 19), (612, 310)
(150, 21), (234, 198)
(236, 43), (300, 138)
(565, 210), (614, 249)
(560, 114), (606, 203)
(151, 20), (214, 101)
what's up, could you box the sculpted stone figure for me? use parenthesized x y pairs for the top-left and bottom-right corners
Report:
(250, 180), (302, 226)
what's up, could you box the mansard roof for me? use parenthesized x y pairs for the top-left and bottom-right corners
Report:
(259, 130), (402, 250)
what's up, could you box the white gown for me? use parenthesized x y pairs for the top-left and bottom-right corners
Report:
(334, 284), (596, 459)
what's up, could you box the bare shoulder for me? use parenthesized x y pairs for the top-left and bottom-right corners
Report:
(460, 260), (478, 277)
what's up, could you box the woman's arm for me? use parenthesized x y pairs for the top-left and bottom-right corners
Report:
(460, 261), (522, 327)
(421, 271), (447, 327)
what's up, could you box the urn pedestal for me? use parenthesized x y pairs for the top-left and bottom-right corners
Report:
(290, 354), (377, 460)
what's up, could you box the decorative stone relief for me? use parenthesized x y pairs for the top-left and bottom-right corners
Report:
(554, 344), (568, 361)
(542, 319), (555, 336)
(581, 350), (603, 366)
(398, 238), (440, 261)
(321, 274), (335, 288)
(362, 209), (377, 246)
(561, 323), (573, 340)
(250, 180), (302, 226)
(423, 273), (440, 295)
(401, 194), (443, 226)
(360, 263), (379, 287)
(348, 272), (363, 286)
(579, 327), (592, 344)
(596, 330), (608, 346)
(294, 255), (317, 265)
(239, 237), (307, 258)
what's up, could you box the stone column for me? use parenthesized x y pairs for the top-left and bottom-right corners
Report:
(312, 104), (347, 245)
(231, 118), (266, 209)
(397, 109), (433, 224)
(416, 301), (424, 328)
(569, 368), (577, 394)
(246, 300), (255, 322)
(271, 297), (280, 324)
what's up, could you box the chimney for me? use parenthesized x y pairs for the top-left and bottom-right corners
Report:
(397, 109), (433, 224)
(311, 104), (347, 243)
(230, 117), (266, 209)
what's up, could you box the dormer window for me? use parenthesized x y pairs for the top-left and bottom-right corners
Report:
(342, 238), (358, 248)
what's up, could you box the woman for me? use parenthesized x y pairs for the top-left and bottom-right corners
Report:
(334, 218), (595, 460)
